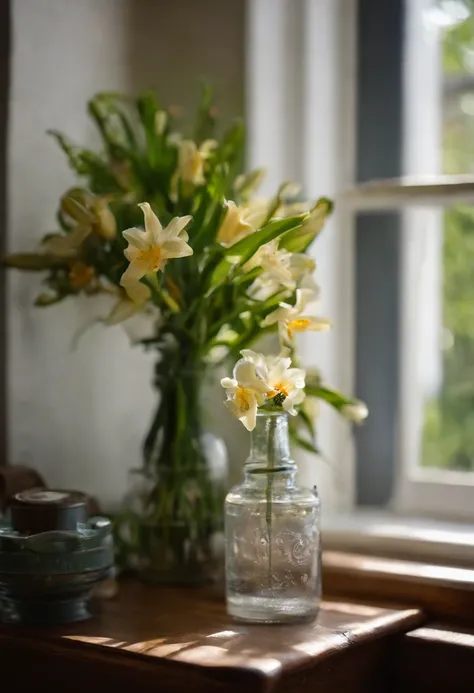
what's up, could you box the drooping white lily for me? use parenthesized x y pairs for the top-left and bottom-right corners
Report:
(217, 200), (254, 247)
(220, 358), (269, 431)
(341, 400), (369, 424)
(240, 349), (306, 415)
(120, 203), (193, 299)
(177, 138), (217, 186)
(262, 288), (331, 343)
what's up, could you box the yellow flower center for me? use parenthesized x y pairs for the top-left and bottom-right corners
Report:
(273, 382), (290, 397)
(235, 387), (253, 412)
(69, 262), (95, 289)
(287, 318), (311, 337)
(136, 245), (165, 271)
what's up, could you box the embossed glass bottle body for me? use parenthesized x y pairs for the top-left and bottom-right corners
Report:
(225, 412), (321, 623)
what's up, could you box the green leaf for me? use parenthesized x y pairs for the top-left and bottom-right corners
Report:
(296, 407), (316, 442)
(48, 130), (86, 175)
(34, 292), (63, 307)
(194, 81), (216, 144)
(306, 385), (352, 411)
(290, 431), (320, 456)
(3, 253), (63, 270)
(280, 197), (333, 253)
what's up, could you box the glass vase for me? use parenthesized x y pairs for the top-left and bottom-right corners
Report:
(225, 412), (321, 623)
(116, 364), (227, 584)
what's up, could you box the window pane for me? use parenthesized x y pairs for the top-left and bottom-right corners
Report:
(406, 2), (474, 473)
(412, 1), (474, 471)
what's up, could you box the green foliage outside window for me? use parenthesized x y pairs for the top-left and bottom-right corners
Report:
(422, 7), (474, 470)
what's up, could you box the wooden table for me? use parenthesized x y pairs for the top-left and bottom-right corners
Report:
(0, 579), (423, 693)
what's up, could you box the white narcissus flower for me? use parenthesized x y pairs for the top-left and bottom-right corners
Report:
(177, 138), (217, 185)
(120, 202), (193, 301)
(220, 359), (269, 431)
(247, 244), (318, 300)
(341, 400), (369, 424)
(262, 288), (331, 343)
(217, 200), (254, 247)
(245, 239), (293, 286)
(241, 349), (306, 415)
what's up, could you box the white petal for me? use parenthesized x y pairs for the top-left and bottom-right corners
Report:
(164, 215), (193, 239)
(162, 238), (193, 258)
(123, 226), (149, 250)
(120, 261), (149, 284)
(138, 202), (163, 244)
(304, 316), (332, 332)
(221, 377), (238, 392)
(122, 279), (151, 305)
(295, 288), (318, 313)
(124, 245), (140, 262)
(225, 398), (242, 418)
(261, 305), (291, 327)
(233, 359), (259, 385)
(240, 349), (260, 362)
(241, 400), (257, 431)
(287, 367), (306, 388)
(282, 388), (305, 414)
(199, 139), (218, 156)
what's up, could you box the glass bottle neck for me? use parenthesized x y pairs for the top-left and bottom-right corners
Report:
(245, 413), (296, 484)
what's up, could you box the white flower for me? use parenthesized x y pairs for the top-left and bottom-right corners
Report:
(246, 239), (293, 286)
(262, 288), (331, 343)
(177, 138), (217, 185)
(341, 400), (368, 424)
(221, 359), (269, 431)
(120, 203), (193, 300)
(247, 244), (318, 300)
(217, 200), (254, 247)
(241, 349), (306, 415)
(288, 254), (316, 283)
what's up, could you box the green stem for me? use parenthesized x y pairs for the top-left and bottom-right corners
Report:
(266, 415), (277, 588)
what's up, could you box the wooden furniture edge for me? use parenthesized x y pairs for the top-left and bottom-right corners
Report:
(323, 550), (474, 622)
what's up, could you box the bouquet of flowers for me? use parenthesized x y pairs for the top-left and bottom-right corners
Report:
(5, 88), (366, 582)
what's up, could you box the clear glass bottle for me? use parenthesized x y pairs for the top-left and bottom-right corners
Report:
(225, 411), (321, 623)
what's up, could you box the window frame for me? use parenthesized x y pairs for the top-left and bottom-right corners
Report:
(353, 0), (474, 521)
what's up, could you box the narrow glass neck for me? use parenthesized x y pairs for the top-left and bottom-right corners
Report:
(246, 413), (294, 476)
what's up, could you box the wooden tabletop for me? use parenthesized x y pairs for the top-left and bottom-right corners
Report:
(0, 579), (424, 693)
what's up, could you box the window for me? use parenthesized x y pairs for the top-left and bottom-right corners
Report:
(353, 0), (474, 520)
(246, 0), (474, 525)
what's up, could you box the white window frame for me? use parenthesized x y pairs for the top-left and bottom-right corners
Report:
(348, 0), (474, 522)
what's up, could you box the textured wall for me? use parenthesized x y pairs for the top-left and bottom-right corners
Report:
(7, 0), (245, 507)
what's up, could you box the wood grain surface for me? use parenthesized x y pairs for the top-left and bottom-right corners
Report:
(0, 578), (423, 693)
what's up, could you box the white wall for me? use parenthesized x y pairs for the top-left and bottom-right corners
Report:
(7, 0), (245, 507)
